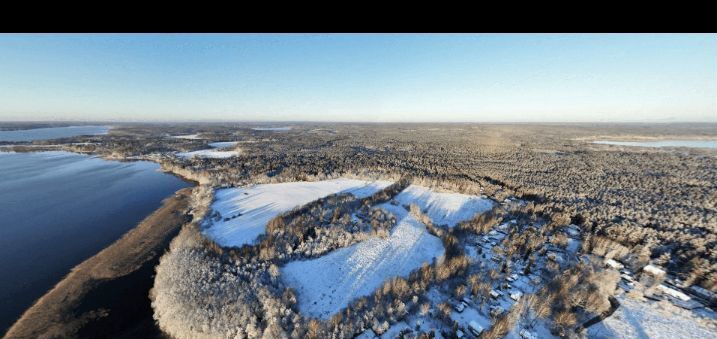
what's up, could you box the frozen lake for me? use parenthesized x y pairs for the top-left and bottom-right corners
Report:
(594, 139), (717, 149)
(0, 125), (109, 142)
(0, 151), (189, 333)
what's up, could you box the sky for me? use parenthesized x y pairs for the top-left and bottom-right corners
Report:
(0, 33), (715, 123)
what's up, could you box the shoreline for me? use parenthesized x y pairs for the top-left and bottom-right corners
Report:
(4, 185), (195, 339)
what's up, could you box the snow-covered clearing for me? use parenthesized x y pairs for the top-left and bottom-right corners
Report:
(177, 141), (241, 158)
(355, 329), (378, 339)
(203, 179), (393, 247)
(171, 134), (203, 139)
(177, 149), (241, 159)
(393, 185), (493, 227)
(281, 213), (445, 319)
(252, 127), (291, 131)
(588, 295), (717, 338)
(208, 141), (239, 149)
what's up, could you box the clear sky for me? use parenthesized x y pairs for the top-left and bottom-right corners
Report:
(0, 33), (715, 122)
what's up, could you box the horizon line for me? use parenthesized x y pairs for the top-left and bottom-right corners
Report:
(2, 120), (717, 125)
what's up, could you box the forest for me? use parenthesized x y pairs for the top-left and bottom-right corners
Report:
(45, 122), (714, 292)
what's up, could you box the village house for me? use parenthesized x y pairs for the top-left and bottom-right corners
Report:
(605, 258), (625, 270)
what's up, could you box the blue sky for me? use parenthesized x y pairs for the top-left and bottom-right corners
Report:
(0, 33), (714, 122)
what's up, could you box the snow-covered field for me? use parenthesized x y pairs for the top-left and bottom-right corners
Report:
(588, 295), (717, 338)
(281, 213), (445, 319)
(203, 179), (393, 247)
(252, 127), (291, 131)
(177, 141), (241, 158)
(393, 185), (493, 227)
(208, 141), (239, 148)
(177, 149), (241, 159)
(171, 134), (203, 139)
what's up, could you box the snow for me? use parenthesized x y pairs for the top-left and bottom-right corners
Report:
(406, 314), (444, 337)
(177, 141), (241, 158)
(566, 238), (581, 254)
(392, 185), (493, 227)
(643, 264), (666, 276)
(356, 329), (378, 339)
(252, 127), (291, 131)
(658, 284), (691, 302)
(177, 149), (241, 159)
(450, 306), (491, 334)
(605, 259), (625, 270)
(379, 321), (411, 339)
(172, 134), (202, 139)
(281, 213), (445, 319)
(203, 179), (393, 247)
(208, 141), (239, 149)
(588, 295), (717, 339)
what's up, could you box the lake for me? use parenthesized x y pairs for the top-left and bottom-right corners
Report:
(0, 126), (109, 142)
(0, 151), (190, 333)
(593, 140), (717, 149)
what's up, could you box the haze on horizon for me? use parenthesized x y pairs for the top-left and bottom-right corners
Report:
(0, 33), (715, 123)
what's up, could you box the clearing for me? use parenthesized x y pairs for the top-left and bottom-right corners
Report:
(393, 185), (493, 227)
(281, 212), (444, 319)
(177, 149), (241, 159)
(202, 178), (393, 247)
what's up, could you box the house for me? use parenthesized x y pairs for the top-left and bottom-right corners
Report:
(658, 284), (691, 302)
(490, 289), (502, 299)
(510, 291), (523, 301)
(454, 301), (467, 312)
(507, 273), (518, 282)
(456, 329), (465, 338)
(468, 321), (484, 336)
(490, 306), (505, 317)
(621, 273), (635, 282)
(605, 259), (625, 270)
(642, 264), (666, 278)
